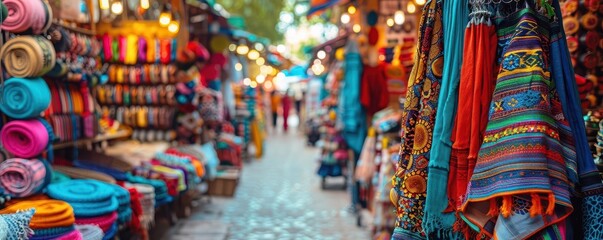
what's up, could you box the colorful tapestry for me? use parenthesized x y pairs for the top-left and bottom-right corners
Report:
(391, 0), (444, 238)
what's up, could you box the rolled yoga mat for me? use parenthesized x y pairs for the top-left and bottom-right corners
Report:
(1, 0), (52, 34)
(1, 119), (50, 158)
(0, 158), (48, 198)
(1, 36), (56, 77)
(0, 77), (51, 119)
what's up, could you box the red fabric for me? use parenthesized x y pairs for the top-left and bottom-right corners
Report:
(448, 24), (497, 210)
(360, 64), (389, 116)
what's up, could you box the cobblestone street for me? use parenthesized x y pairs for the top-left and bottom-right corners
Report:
(166, 130), (370, 240)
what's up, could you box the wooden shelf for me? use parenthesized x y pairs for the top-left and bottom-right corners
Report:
(53, 130), (131, 150)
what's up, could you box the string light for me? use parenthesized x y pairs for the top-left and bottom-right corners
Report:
(235, 63), (243, 71)
(353, 24), (361, 33)
(255, 43), (264, 51)
(264, 81), (273, 90)
(168, 21), (179, 33)
(415, 0), (426, 5)
(317, 50), (326, 60)
(250, 81), (258, 88)
(256, 57), (265, 65)
(236, 45), (249, 55)
(407, 2), (416, 13)
(248, 50), (260, 60)
(394, 10), (405, 25)
(243, 78), (251, 86)
(386, 18), (395, 27)
(140, 0), (149, 9)
(111, 1), (123, 14)
(256, 75), (266, 84)
(159, 3), (172, 27)
(100, 0), (110, 10)
(341, 13), (350, 24)
(229, 44), (237, 52)
(347, 5), (357, 14)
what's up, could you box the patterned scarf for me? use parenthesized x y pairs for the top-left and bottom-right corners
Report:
(461, 4), (574, 239)
(391, 0), (444, 238)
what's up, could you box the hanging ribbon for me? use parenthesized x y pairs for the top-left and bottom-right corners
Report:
(1, 36), (57, 77)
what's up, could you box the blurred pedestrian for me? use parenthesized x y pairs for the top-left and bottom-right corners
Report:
(282, 90), (292, 132)
(270, 91), (281, 129)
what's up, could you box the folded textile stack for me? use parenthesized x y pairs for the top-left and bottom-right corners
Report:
(47, 180), (119, 240)
(0, 209), (35, 240)
(133, 164), (183, 196)
(75, 224), (104, 240)
(165, 148), (206, 178)
(108, 184), (131, 224)
(126, 174), (171, 206)
(0, 200), (79, 240)
(124, 183), (155, 229)
(153, 152), (200, 187)
(0, 158), (50, 198)
(53, 165), (116, 184)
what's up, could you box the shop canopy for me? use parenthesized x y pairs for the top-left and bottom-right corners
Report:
(307, 0), (347, 17)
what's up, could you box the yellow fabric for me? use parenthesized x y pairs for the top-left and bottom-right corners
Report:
(270, 94), (281, 112)
(146, 37), (155, 63)
(125, 34), (139, 65)
(151, 165), (186, 191)
(0, 200), (75, 229)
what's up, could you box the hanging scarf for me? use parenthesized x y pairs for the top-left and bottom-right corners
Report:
(422, 0), (469, 237)
(549, 0), (603, 238)
(461, 3), (574, 239)
(391, 0), (444, 238)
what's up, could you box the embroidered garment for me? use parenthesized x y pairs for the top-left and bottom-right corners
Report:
(391, 0), (444, 238)
(461, 5), (574, 239)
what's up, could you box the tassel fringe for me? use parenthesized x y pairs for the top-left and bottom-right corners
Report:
(546, 193), (555, 215)
(487, 197), (499, 217)
(529, 193), (542, 217)
(500, 195), (513, 218)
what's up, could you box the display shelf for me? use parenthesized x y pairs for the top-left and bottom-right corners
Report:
(52, 20), (95, 36)
(53, 130), (132, 150)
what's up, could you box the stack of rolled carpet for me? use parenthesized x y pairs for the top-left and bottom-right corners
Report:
(126, 174), (171, 206)
(47, 179), (118, 240)
(124, 183), (155, 229)
(0, 158), (51, 198)
(108, 184), (132, 225)
(0, 200), (81, 240)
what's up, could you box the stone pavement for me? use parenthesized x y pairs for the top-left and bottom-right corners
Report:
(165, 130), (370, 240)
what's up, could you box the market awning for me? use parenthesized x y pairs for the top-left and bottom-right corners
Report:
(307, 0), (345, 17)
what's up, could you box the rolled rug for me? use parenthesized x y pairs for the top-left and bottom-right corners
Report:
(1, 0), (50, 34)
(0, 158), (47, 198)
(1, 36), (56, 77)
(0, 77), (51, 119)
(0, 200), (74, 229)
(1, 119), (50, 158)
(75, 224), (104, 240)
(47, 180), (119, 218)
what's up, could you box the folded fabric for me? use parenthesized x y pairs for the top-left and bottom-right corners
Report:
(73, 161), (127, 181)
(74, 212), (117, 232)
(108, 184), (131, 224)
(0, 158), (48, 198)
(1, 120), (50, 158)
(56, 229), (83, 240)
(53, 165), (116, 184)
(1, 0), (51, 34)
(0, 199), (74, 229)
(31, 225), (75, 240)
(4, 194), (49, 207)
(75, 224), (104, 240)
(1, 36), (56, 77)
(102, 222), (117, 240)
(124, 183), (155, 229)
(0, 208), (34, 240)
(47, 180), (119, 217)
(0, 77), (51, 119)
(77, 149), (135, 172)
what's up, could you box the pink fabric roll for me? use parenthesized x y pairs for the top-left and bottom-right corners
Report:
(75, 212), (117, 232)
(56, 229), (83, 240)
(0, 158), (47, 198)
(1, 119), (49, 158)
(1, 0), (48, 34)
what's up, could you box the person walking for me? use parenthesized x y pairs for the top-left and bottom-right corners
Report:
(282, 90), (292, 132)
(270, 91), (281, 129)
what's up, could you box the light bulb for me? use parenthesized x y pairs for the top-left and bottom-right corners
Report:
(415, 0), (426, 6)
(341, 13), (350, 24)
(237, 45), (249, 55)
(111, 1), (123, 14)
(353, 24), (361, 33)
(168, 21), (179, 33)
(314, 59), (321, 65)
(159, 12), (172, 26)
(248, 50), (260, 60)
(255, 43), (264, 51)
(277, 44), (286, 53)
(229, 44), (237, 52)
(256, 57), (265, 65)
(256, 75), (266, 84)
(348, 5), (356, 14)
(407, 2), (416, 13)
(100, 0), (110, 10)
(250, 81), (258, 88)
(264, 81), (273, 90)
(386, 18), (395, 27)
(140, 0), (149, 9)
(394, 10), (405, 25)
(243, 78), (251, 86)
(317, 50), (326, 60)
(235, 63), (243, 71)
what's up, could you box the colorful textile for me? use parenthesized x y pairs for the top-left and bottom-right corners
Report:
(75, 212), (117, 232)
(0, 77), (51, 119)
(0, 208), (34, 240)
(391, 0), (444, 238)
(360, 64), (389, 116)
(0, 199), (75, 229)
(338, 40), (367, 154)
(1, 119), (50, 159)
(47, 179), (119, 218)
(461, 6), (573, 239)
(75, 224), (104, 240)
(422, 0), (470, 236)
(0, 158), (48, 198)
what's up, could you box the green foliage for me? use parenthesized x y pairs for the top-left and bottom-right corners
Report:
(217, 0), (287, 42)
